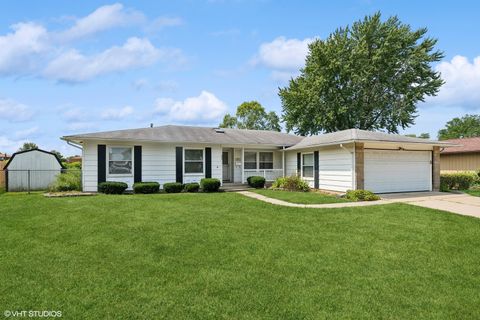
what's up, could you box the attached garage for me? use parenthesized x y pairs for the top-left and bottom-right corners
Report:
(364, 149), (432, 193)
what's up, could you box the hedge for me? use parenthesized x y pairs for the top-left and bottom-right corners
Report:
(271, 175), (310, 192)
(133, 182), (160, 194)
(247, 176), (266, 188)
(440, 172), (478, 191)
(184, 182), (200, 193)
(163, 182), (183, 193)
(345, 189), (380, 201)
(98, 181), (128, 194)
(200, 178), (221, 192)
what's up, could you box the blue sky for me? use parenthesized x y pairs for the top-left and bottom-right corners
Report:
(1, 0), (479, 156)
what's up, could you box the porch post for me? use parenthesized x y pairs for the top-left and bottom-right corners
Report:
(282, 147), (285, 177)
(241, 147), (244, 184)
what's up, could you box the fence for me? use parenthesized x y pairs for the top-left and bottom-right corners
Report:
(243, 169), (284, 182)
(4, 169), (81, 192)
(0, 161), (5, 191)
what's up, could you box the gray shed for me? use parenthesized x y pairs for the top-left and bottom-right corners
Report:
(4, 149), (64, 191)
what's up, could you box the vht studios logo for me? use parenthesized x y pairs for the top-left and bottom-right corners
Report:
(4, 310), (62, 318)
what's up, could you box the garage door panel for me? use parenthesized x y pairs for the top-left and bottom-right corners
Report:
(364, 150), (431, 193)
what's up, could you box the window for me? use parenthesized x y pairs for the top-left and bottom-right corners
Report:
(259, 152), (273, 169)
(244, 152), (257, 169)
(109, 147), (132, 175)
(302, 153), (314, 178)
(184, 149), (204, 174)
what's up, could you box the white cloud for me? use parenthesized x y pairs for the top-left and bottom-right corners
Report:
(62, 108), (88, 122)
(14, 126), (39, 139)
(0, 22), (49, 74)
(0, 136), (24, 153)
(147, 16), (183, 32)
(252, 36), (314, 70)
(101, 106), (134, 120)
(431, 55), (480, 109)
(58, 3), (145, 41)
(67, 122), (97, 132)
(44, 37), (179, 82)
(154, 91), (228, 122)
(0, 98), (33, 122)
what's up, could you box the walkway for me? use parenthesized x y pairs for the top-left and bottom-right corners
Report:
(238, 191), (480, 219)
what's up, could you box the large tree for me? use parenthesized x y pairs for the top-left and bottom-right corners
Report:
(220, 101), (281, 131)
(279, 12), (444, 135)
(18, 142), (38, 152)
(438, 114), (480, 140)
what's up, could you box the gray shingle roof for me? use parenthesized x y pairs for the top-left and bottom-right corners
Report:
(286, 129), (455, 150)
(62, 125), (303, 146)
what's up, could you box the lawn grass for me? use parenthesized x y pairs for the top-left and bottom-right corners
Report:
(252, 188), (349, 204)
(463, 189), (480, 197)
(1, 193), (480, 319)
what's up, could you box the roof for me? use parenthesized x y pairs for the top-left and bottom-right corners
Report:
(440, 137), (480, 154)
(4, 148), (65, 170)
(286, 129), (455, 150)
(62, 125), (304, 147)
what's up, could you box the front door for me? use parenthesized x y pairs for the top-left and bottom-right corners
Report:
(222, 151), (231, 182)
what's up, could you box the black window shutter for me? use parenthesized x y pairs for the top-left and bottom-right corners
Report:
(297, 152), (301, 174)
(176, 147), (183, 183)
(205, 147), (212, 178)
(98, 144), (106, 184)
(314, 151), (319, 189)
(134, 146), (142, 183)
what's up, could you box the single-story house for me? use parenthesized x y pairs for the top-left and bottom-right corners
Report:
(62, 125), (453, 194)
(3, 149), (65, 191)
(440, 137), (480, 172)
(0, 152), (10, 161)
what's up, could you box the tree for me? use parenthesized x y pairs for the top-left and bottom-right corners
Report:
(50, 150), (65, 162)
(405, 133), (430, 139)
(438, 114), (480, 140)
(219, 101), (281, 131)
(279, 12), (444, 135)
(18, 142), (38, 152)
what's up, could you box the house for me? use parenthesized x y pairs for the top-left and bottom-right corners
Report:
(440, 137), (480, 172)
(66, 155), (82, 163)
(62, 125), (453, 194)
(3, 149), (65, 191)
(0, 152), (10, 161)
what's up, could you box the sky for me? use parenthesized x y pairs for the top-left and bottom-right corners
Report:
(0, 0), (479, 156)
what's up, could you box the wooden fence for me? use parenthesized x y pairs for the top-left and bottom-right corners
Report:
(0, 161), (5, 190)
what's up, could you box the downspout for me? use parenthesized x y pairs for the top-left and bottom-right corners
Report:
(66, 140), (83, 150)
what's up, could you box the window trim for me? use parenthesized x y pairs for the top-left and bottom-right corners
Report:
(183, 148), (205, 175)
(301, 152), (314, 179)
(107, 146), (134, 177)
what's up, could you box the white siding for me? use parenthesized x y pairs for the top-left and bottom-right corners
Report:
(285, 151), (298, 176)
(82, 141), (98, 192)
(318, 146), (354, 192)
(7, 150), (62, 191)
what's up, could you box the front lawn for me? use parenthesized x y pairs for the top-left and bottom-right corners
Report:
(1, 193), (480, 319)
(463, 189), (480, 197)
(252, 188), (349, 204)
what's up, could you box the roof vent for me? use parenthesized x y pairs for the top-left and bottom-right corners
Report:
(214, 128), (225, 133)
(150, 123), (154, 128)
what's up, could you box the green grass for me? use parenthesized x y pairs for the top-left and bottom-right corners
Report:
(252, 188), (349, 204)
(463, 189), (480, 197)
(1, 193), (480, 319)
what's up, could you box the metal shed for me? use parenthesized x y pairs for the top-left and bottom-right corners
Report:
(3, 149), (64, 191)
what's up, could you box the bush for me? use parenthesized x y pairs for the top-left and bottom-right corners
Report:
(49, 170), (82, 192)
(247, 176), (266, 188)
(133, 182), (159, 194)
(345, 189), (380, 201)
(64, 161), (82, 170)
(440, 172), (478, 191)
(271, 175), (310, 192)
(98, 181), (128, 194)
(163, 182), (183, 193)
(184, 182), (200, 193)
(200, 178), (221, 192)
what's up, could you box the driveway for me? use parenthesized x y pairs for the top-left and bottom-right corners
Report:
(381, 192), (480, 218)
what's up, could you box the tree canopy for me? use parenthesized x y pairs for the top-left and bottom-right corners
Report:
(219, 101), (281, 131)
(279, 12), (444, 135)
(18, 142), (38, 152)
(438, 114), (480, 140)
(50, 150), (65, 162)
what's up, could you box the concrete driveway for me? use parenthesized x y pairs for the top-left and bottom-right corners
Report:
(381, 192), (480, 218)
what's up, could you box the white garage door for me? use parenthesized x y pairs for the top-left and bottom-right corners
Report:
(364, 150), (432, 193)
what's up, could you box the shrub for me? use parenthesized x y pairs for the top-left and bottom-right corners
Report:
(247, 176), (266, 188)
(49, 170), (82, 192)
(200, 178), (221, 192)
(440, 172), (478, 191)
(98, 181), (128, 194)
(133, 182), (160, 194)
(184, 182), (200, 193)
(271, 175), (310, 192)
(163, 182), (183, 193)
(345, 189), (380, 201)
(64, 161), (82, 170)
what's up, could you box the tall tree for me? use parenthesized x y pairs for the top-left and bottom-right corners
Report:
(438, 114), (480, 140)
(50, 150), (65, 162)
(18, 142), (38, 152)
(279, 12), (444, 135)
(219, 101), (281, 131)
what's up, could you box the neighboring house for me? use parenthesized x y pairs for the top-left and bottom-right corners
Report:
(3, 149), (65, 191)
(0, 153), (10, 161)
(66, 155), (82, 163)
(440, 137), (480, 172)
(62, 125), (453, 194)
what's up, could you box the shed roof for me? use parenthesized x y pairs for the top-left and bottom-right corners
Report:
(440, 137), (480, 154)
(4, 149), (65, 170)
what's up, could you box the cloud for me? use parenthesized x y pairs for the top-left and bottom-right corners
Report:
(0, 98), (33, 122)
(0, 135), (24, 153)
(154, 91), (228, 122)
(147, 16), (183, 32)
(0, 22), (49, 75)
(252, 36), (314, 70)
(14, 126), (39, 139)
(430, 55), (480, 109)
(101, 106), (134, 120)
(62, 108), (88, 122)
(57, 3), (145, 41)
(44, 37), (181, 82)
